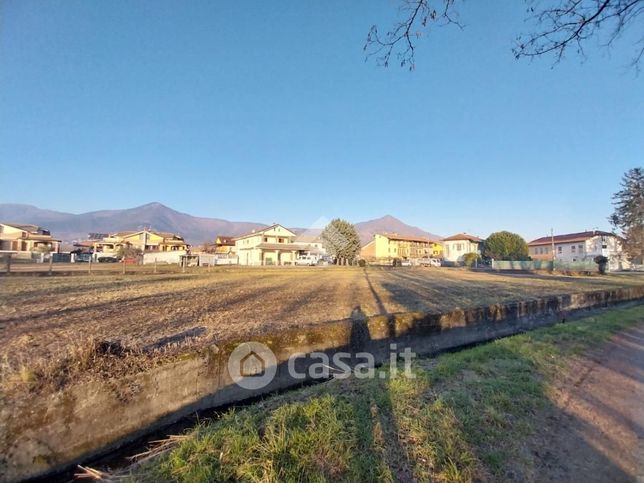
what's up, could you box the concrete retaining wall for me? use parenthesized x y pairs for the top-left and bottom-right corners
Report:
(2, 286), (643, 481)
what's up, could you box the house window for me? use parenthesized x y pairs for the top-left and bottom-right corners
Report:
(278, 238), (284, 243)
(571, 245), (576, 253)
(578, 245), (583, 252)
(263, 237), (268, 242)
(557, 246), (562, 254)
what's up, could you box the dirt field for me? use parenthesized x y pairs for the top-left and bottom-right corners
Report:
(532, 322), (644, 481)
(1, 266), (643, 392)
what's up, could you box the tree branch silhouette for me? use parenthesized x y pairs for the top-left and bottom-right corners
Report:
(365, 0), (644, 70)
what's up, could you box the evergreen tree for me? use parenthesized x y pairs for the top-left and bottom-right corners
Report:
(610, 168), (644, 263)
(321, 219), (361, 264)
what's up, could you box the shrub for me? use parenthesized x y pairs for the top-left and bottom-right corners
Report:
(594, 255), (609, 274)
(358, 259), (366, 267)
(462, 252), (480, 267)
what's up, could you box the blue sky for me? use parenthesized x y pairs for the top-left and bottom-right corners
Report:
(1, 0), (642, 239)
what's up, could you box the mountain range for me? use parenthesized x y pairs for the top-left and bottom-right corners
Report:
(0, 202), (441, 245)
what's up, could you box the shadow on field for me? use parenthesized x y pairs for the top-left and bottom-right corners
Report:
(376, 268), (610, 314)
(329, 328), (635, 481)
(478, 269), (627, 285)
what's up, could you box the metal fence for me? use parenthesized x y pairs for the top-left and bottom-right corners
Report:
(491, 259), (597, 272)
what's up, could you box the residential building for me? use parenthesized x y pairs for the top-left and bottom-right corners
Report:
(442, 233), (483, 263)
(0, 223), (61, 253)
(213, 235), (236, 256)
(528, 230), (629, 271)
(294, 231), (326, 256)
(361, 233), (442, 261)
(85, 229), (189, 256)
(235, 224), (306, 265)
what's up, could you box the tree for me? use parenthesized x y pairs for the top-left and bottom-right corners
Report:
(321, 219), (361, 264)
(365, 1), (644, 71)
(609, 168), (644, 263)
(116, 243), (142, 260)
(483, 231), (530, 261)
(594, 255), (609, 274)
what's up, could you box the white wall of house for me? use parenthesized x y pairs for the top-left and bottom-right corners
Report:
(552, 236), (628, 270)
(443, 240), (481, 262)
(529, 235), (629, 271)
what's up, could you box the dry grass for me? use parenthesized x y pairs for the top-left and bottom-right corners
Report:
(1, 266), (642, 395)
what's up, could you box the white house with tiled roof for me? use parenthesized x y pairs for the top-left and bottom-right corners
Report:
(442, 233), (483, 262)
(235, 224), (305, 265)
(528, 230), (628, 271)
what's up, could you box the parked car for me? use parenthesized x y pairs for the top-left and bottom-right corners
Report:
(418, 257), (441, 267)
(400, 259), (412, 267)
(295, 255), (319, 266)
(121, 256), (138, 265)
(98, 256), (118, 263)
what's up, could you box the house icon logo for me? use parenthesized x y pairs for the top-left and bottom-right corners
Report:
(227, 341), (277, 390)
(240, 351), (265, 377)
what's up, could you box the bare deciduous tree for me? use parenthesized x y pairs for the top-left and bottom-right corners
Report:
(364, 0), (461, 70)
(365, 0), (644, 70)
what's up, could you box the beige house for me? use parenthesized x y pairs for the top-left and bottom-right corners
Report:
(0, 223), (61, 253)
(213, 235), (236, 255)
(235, 224), (304, 265)
(442, 233), (483, 263)
(85, 229), (189, 256)
(361, 233), (442, 262)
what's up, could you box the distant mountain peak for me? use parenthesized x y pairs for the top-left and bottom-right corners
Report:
(354, 215), (441, 245)
(363, 214), (399, 223)
(137, 201), (171, 210)
(0, 203), (442, 247)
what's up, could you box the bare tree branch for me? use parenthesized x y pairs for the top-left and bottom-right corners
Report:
(364, 0), (462, 71)
(514, 0), (644, 69)
(366, 0), (644, 70)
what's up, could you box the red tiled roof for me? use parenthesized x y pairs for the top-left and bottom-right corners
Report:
(442, 233), (483, 242)
(528, 230), (616, 246)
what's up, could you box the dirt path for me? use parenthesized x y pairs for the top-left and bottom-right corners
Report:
(534, 322), (644, 482)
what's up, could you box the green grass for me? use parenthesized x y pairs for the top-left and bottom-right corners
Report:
(129, 304), (644, 483)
